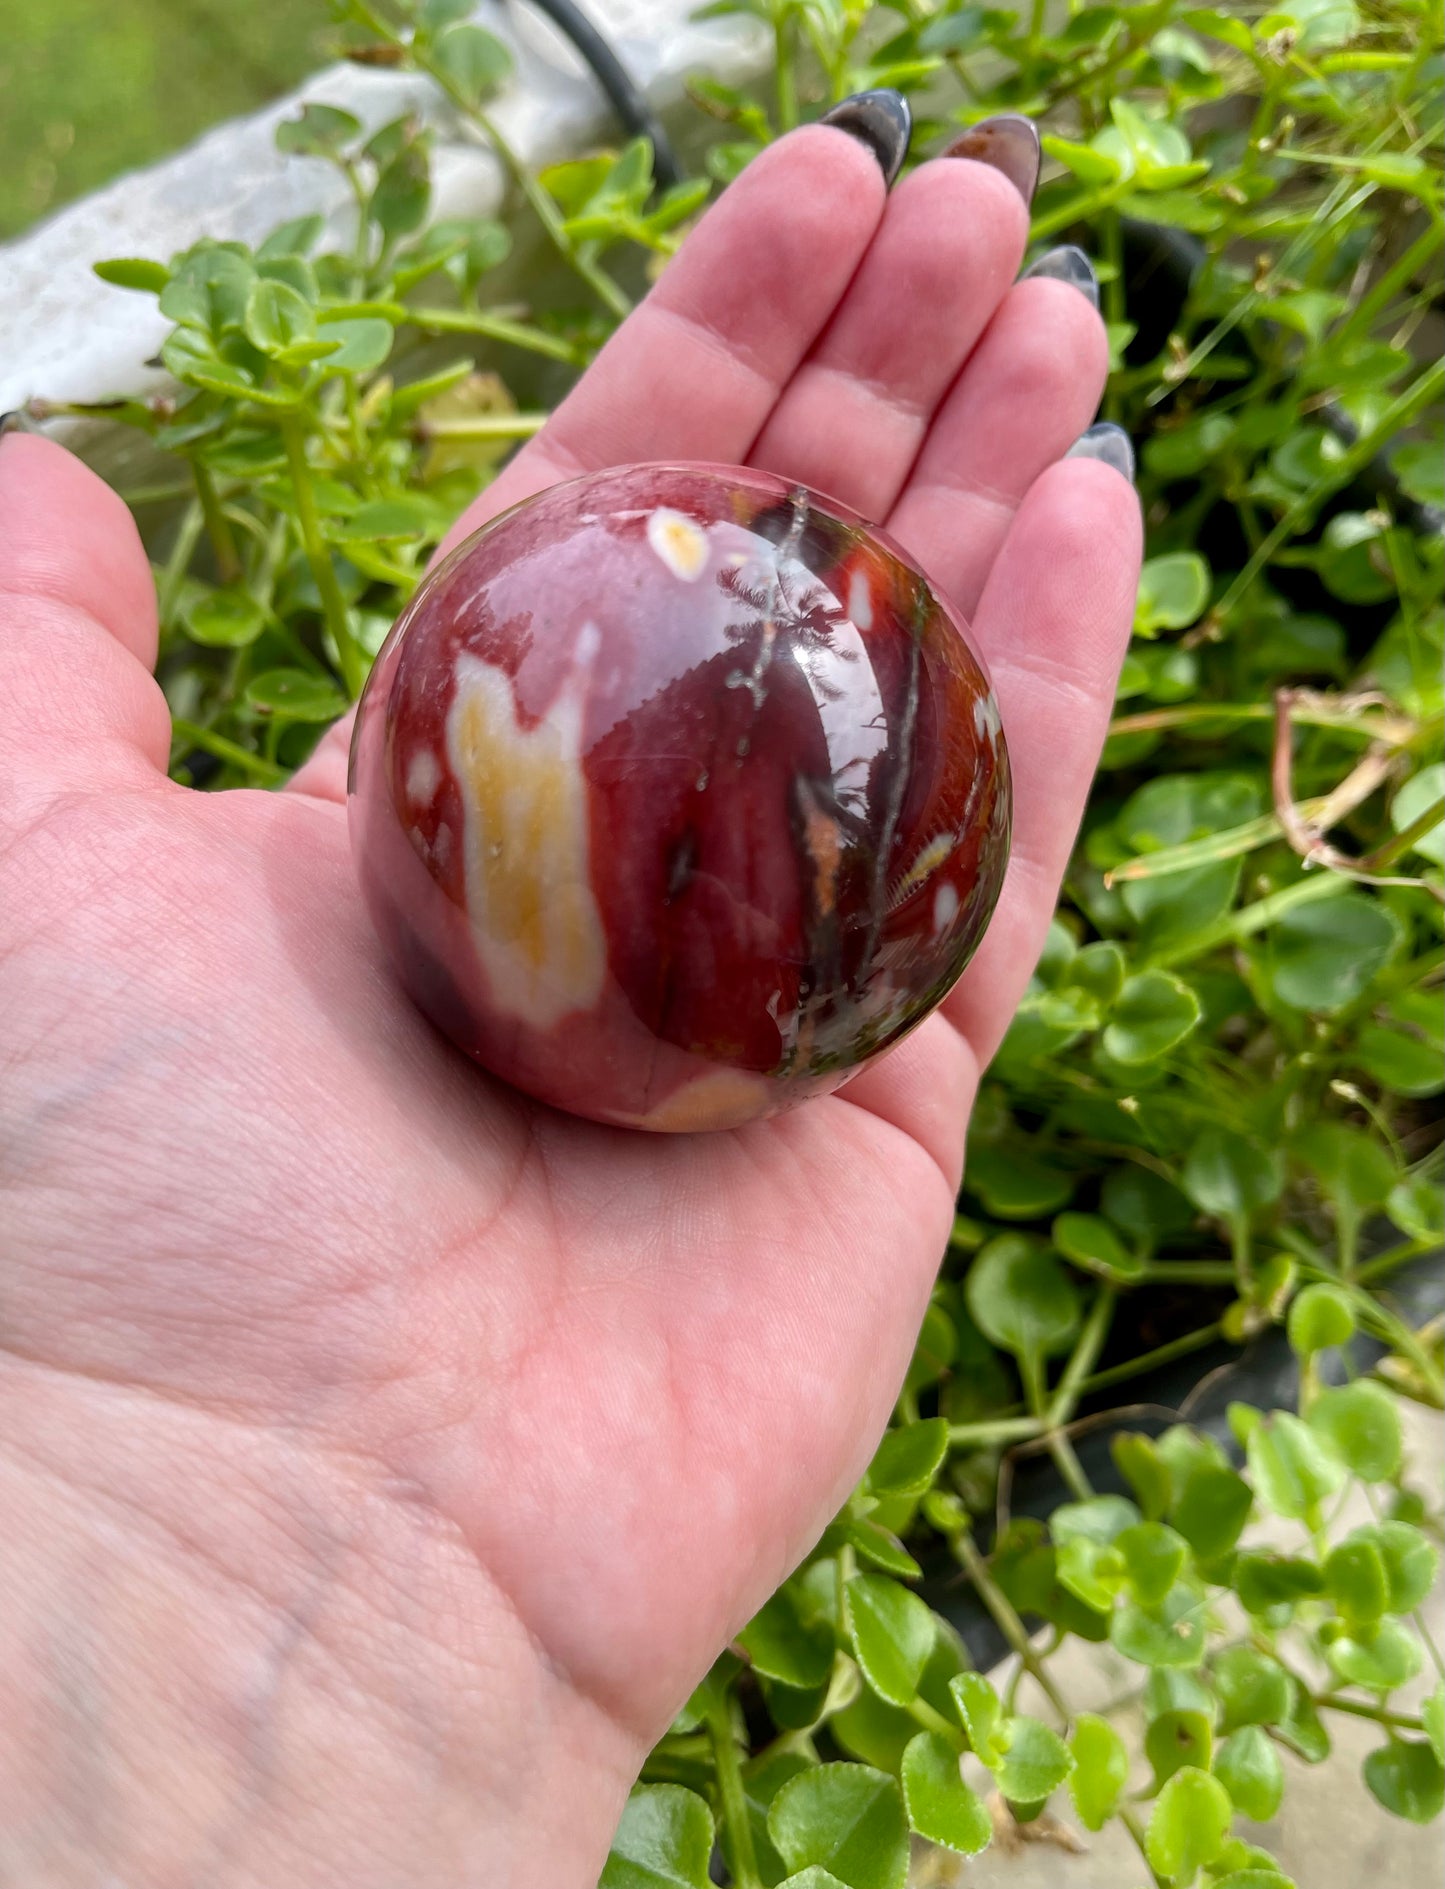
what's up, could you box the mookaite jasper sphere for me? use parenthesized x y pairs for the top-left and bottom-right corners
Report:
(349, 463), (1010, 1131)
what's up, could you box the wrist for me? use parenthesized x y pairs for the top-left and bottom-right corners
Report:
(0, 1362), (640, 1884)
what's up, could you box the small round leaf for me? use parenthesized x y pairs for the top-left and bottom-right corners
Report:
(1145, 1767), (1233, 1879)
(1215, 1726), (1285, 1823)
(1068, 1714), (1129, 1830)
(965, 1236), (1081, 1362)
(900, 1732), (991, 1856)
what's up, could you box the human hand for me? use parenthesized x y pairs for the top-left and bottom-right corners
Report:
(0, 105), (1138, 1883)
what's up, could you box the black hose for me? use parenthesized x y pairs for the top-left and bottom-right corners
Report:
(514, 0), (683, 191)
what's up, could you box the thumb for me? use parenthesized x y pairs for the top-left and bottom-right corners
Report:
(0, 432), (169, 814)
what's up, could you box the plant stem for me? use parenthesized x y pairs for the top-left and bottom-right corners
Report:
(353, 0), (633, 321)
(170, 718), (287, 785)
(404, 305), (587, 363)
(1314, 1693), (1424, 1732)
(1360, 797), (1444, 873)
(706, 1692), (763, 1889)
(280, 413), (365, 699)
(1048, 1288), (1117, 1427)
(908, 1692), (966, 1747)
(158, 500), (205, 630)
(948, 1416), (1046, 1448)
(416, 413), (550, 439)
(774, 3), (799, 132)
(192, 463), (243, 584)
(1152, 870), (1348, 970)
(1078, 1320), (1224, 1395)
(953, 1530), (1069, 1721)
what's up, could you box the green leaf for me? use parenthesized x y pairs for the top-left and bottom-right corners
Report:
(94, 256), (170, 292)
(1363, 1740), (1445, 1824)
(371, 141), (431, 240)
(1103, 1167), (1195, 1244)
(257, 214), (324, 259)
(1326, 1619), (1424, 1692)
(1117, 1523), (1188, 1607)
(1061, 939), (1127, 1005)
(1324, 1537), (1389, 1624)
(1042, 132), (1123, 183)
(1387, 1173), (1445, 1243)
(1423, 1683), (1445, 1765)
(1390, 763), (1445, 864)
(1117, 772), (1262, 853)
(1264, 892), (1402, 1011)
(1104, 969), (1202, 1064)
(776, 1872), (853, 1889)
(1068, 1714), (1128, 1830)
(1146, 1767), (1233, 1879)
(244, 278), (315, 354)
(1215, 1647), (1292, 1733)
(1296, 1122), (1399, 1244)
(1052, 1495), (1141, 1546)
(1135, 551), (1210, 634)
(1183, 1129), (1283, 1223)
(965, 1144), (1076, 1218)
(1287, 1282), (1356, 1357)
(1058, 1537), (1128, 1612)
(601, 1784), (715, 1889)
(1307, 1380), (1403, 1482)
(1146, 1708), (1214, 1788)
(949, 1671), (1004, 1761)
(159, 244), (257, 336)
(768, 1764), (909, 1889)
(418, 0), (478, 29)
(1172, 1464), (1253, 1561)
(186, 588), (268, 648)
(1355, 1024), (1445, 1098)
(275, 102), (363, 157)
(1113, 1433), (1173, 1522)
(1234, 1551), (1325, 1616)
(740, 1581), (835, 1690)
(1215, 1727), (1285, 1823)
(964, 1235), (1081, 1363)
(1112, 1581), (1209, 1669)
(840, 1514), (921, 1579)
(336, 494), (440, 541)
(315, 316), (395, 374)
(994, 1715), (1074, 1806)
(900, 1732), (991, 1856)
(1350, 1521), (1439, 1616)
(1248, 1411), (1346, 1522)
(1275, 1688), (1331, 1765)
(430, 22), (513, 106)
(866, 1419), (949, 1498)
(244, 669), (348, 722)
(1121, 857), (1241, 951)
(845, 1575), (935, 1707)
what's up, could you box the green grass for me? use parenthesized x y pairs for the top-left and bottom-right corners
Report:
(0, 0), (330, 241)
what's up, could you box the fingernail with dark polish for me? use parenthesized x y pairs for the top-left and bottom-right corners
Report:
(1067, 422), (1135, 482)
(819, 89), (912, 188)
(942, 113), (1041, 204)
(1022, 244), (1099, 309)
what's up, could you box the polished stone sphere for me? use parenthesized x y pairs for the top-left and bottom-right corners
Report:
(349, 463), (1011, 1131)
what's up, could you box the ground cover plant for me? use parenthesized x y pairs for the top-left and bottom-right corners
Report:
(23, 0), (1445, 1878)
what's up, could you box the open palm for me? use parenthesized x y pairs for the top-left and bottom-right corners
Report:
(0, 121), (1138, 1880)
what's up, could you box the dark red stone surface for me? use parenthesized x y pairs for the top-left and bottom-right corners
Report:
(349, 463), (1011, 1131)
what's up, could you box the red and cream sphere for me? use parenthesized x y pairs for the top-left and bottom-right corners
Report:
(349, 463), (1010, 1130)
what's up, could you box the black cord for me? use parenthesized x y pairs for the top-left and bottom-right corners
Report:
(515, 0), (683, 191)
